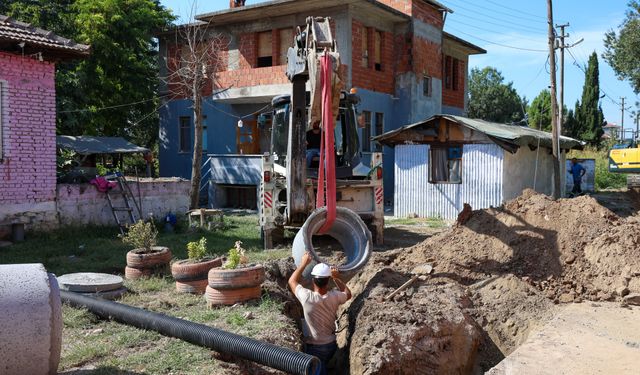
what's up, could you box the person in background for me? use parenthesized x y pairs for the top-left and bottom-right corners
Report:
(306, 122), (322, 168)
(288, 252), (352, 375)
(570, 158), (586, 196)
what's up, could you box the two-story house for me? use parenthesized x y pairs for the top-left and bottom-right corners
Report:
(157, 0), (485, 208)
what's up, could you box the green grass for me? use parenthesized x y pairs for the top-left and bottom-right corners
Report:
(385, 216), (447, 228)
(0, 214), (297, 374)
(570, 146), (628, 191)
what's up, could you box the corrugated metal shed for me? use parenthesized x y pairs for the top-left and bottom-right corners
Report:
(57, 136), (148, 155)
(374, 114), (584, 151)
(394, 144), (503, 219)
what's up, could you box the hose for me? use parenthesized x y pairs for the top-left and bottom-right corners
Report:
(60, 291), (319, 375)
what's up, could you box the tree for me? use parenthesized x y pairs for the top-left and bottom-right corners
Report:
(575, 52), (605, 144)
(603, 1), (640, 93)
(527, 90), (552, 130)
(162, 19), (229, 209)
(468, 67), (525, 123)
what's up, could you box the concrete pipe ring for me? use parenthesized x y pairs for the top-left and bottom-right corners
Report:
(292, 206), (372, 282)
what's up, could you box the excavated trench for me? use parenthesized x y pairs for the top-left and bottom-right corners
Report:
(264, 190), (640, 374)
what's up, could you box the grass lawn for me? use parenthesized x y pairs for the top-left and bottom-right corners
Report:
(385, 216), (447, 228)
(0, 214), (295, 375)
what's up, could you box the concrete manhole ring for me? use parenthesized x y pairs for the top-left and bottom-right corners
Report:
(56, 272), (124, 293)
(79, 286), (128, 300)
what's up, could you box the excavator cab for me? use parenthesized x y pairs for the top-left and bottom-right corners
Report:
(269, 91), (361, 179)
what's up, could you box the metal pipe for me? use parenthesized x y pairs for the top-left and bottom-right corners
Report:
(60, 291), (319, 375)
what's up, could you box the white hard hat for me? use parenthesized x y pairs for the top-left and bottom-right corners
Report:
(311, 263), (332, 278)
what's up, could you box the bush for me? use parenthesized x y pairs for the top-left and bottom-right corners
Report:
(223, 241), (248, 269)
(186, 237), (208, 261)
(120, 220), (158, 251)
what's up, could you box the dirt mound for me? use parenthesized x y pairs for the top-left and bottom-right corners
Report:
(336, 267), (481, 375)
(392, 189), (639, 303)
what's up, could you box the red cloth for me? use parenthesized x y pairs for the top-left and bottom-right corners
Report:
(90, 177), (117, 193)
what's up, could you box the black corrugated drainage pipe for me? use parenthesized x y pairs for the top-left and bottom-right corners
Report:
(60, 291), (320, 375)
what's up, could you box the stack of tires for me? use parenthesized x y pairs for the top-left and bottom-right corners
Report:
(170, 257), (223, 294)
(124, 246), (172, 280)
(206, 264), (266, 306)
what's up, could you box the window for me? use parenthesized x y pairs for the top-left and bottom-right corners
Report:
(374, 30), (382, 71)
(429, 146), (462, 184)
(423, 75), (432, 97)
(179, 117), (190, 153)
(257, 31), (273, 67)
(361, 26), (369, 68)
(278, 28), (293, 66)
(452, 59), (459, 91)
(444, 55), (452, 89)
(361, 111), (372, 152)
(202, 116), (208, 153)
(375, 112), (384, 152)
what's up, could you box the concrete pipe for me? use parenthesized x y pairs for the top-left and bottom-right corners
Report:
(0, 263), (62, 375)
(292, 206), (372, 281)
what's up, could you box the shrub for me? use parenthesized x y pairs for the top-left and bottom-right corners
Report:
(121, 220), (157, 251)
(187, 237), (208, 261)
(223, 241), (248, 269)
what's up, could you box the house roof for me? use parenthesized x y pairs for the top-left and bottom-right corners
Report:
(373, 114), (584, 151)
(57, 136), (148, 155)
(443, 32), (486, 55)
(0, 15), (90, 60)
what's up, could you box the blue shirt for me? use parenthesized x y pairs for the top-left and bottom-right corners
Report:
(570, 163), (585, 181)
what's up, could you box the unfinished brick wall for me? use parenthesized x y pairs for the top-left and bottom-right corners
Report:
(0, 51), (57, 215)
(351, 19), (395, 95)
(377, 0), (444, 28)
(442, 56), (465, 109)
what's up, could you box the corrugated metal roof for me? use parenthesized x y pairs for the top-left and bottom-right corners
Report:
(57, 136), (148, 155)
(374, 114), (584, 151)
(0, 15), (90, 57)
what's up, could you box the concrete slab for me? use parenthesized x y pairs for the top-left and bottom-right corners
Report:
(487, 303), (640, 375)
(56, 273), (123, 293)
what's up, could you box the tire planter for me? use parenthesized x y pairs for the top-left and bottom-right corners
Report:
(125, 246), (172, 280)
(171, 257), (223, 294)
(206, 264), (265, 306)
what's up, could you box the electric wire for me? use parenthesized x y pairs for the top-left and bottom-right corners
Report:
(443, 0), (548, 26)
(445, 26), (548, 52)
(448, 18), (548, 44)
(446, 9), (546, 34)
(58, 96), (169, 114)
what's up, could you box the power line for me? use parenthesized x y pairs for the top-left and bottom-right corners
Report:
(443, 0), (548, 27)
(448, 19), (547, 44)
(482, 0), (548, 21)
(445, 26), (548, 52)
(58, 96), (165, 114)
(447, 11), (546, 35)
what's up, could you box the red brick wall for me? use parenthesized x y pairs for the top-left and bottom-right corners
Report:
(351, 19), (395, 95)
(377, 0), (444, 28)
(412, 36), (442, 79)
(442, 55), (465, 108)
(0, 51), (57, 206)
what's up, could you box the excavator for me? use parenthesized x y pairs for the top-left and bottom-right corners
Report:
(608, 128), (640, 188)
(259, 17), (384, 249)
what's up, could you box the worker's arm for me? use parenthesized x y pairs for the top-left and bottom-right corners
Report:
(331, 266), (352, 301)
(288, 251), (313, 292)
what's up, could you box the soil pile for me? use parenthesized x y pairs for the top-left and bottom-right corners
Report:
(392, 189), (640, 303)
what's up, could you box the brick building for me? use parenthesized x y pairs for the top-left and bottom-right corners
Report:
(0, 15), (89, 229)
(157, 0), (485, 205)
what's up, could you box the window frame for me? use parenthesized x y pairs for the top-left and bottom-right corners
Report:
(361, 111), (372, 152)
(444, 55), (452, 90)
(374, 30), (382, 71)
(179, 116), (191, 153)
(201, 115), (208, 153)
(361, 25), (369, 68)
(278, 28), (293, 66)
(423, 75), (432, 97)
(429, 145), (463, 184)
(452, 58), (459, 91)
(257, 31), (273, 68)
(374, 112), (384, 152)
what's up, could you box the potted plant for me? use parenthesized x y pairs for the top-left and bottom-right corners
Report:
(122, 220), (172, 280)
(171, 237), (223, 294)
(206, 241), (265, 306)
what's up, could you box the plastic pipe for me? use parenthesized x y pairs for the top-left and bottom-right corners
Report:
(60, 291), (319, 375)
(292, 206), (372, 281)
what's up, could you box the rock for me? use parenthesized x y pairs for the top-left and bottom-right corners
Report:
(243, 312), (255, 320)
(616, 286), (630, 298)
(564, 254), (576, 264)
(623, 293), (640, 306)
(558, 293), (574, 303)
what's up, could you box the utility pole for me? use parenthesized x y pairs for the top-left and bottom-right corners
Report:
(621, 97), (626, 141)
(547, 0), (561, 199)
(556, 23), (569, 136)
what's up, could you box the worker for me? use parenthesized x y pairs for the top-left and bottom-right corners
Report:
(306, 121), (322, 167)
(288, 252), (352, 375)
(569, 158), (586, 196)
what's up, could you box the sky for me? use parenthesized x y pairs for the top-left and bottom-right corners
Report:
(161, 0), (639, 131)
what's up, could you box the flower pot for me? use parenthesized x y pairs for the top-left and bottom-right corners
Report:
(206, 264), (265, 306)
(171, 257), (223, 294)
(124, 246), (172, 280)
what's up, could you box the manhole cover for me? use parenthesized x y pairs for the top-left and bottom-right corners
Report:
(57, 273), (123, 293)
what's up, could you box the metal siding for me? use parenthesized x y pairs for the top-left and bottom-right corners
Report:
(394, 144), (503, 219)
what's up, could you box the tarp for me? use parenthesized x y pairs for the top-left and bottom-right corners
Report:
(373, 114), (584, 151)
(57, 136), (148, 155)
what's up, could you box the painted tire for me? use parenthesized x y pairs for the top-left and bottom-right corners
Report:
(205, 285), (262, 306)
(175, 279), (208, 294)
(208, 264), (266, 290)
(124, 266), (153, 280)
(171, 257), (223, 282)
(126, 247), (172, 269)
